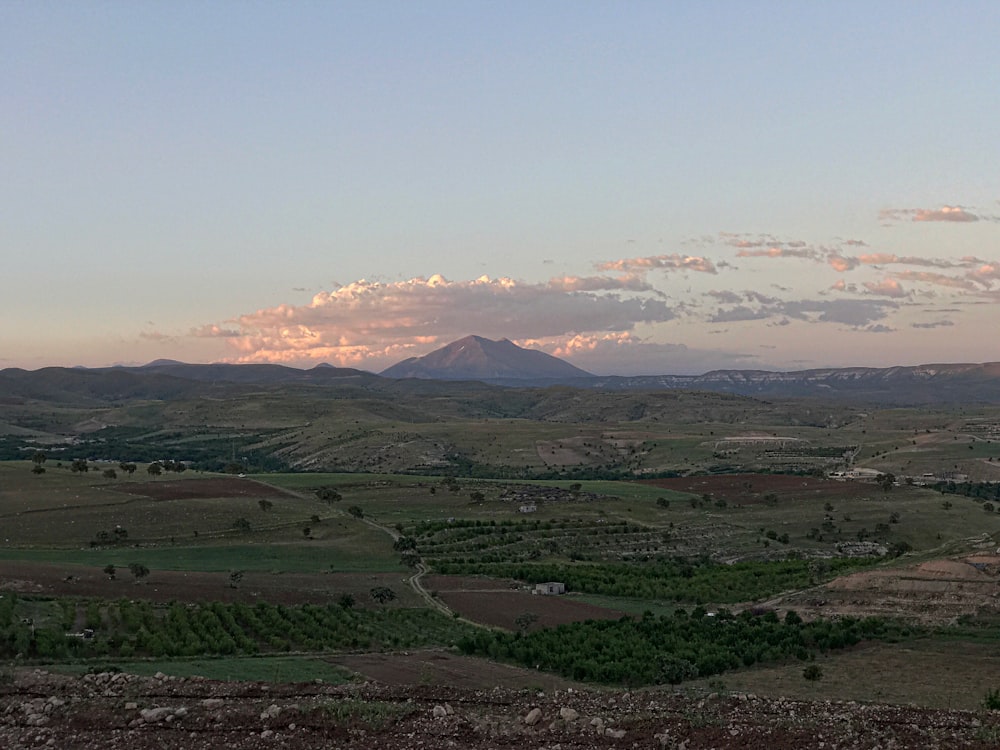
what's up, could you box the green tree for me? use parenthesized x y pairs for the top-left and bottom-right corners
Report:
(128, 562), (150, 583)
(877, 473), (896, 492)
(103, 564), (116, 581)
(369, 586), (396, 604)
(515, 611), (539, 633)
(147, 462), (162, 477)
(314, 486), (342, 503)
(347, 505), (364, 519)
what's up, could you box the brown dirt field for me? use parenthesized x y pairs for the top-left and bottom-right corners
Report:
(775, 553), (1000, 624)
(438, 590), (626, 630)
(111, 478), (299, 501)
(329, 650), (585, 691)
(0, 559), (413, 607)
(422, 574), (522, 592)
(640, 473), (874, 504)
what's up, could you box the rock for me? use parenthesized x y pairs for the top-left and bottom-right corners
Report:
(605, 727), (625, 739)
(524, 707), (542, 726)
(200, 698), (224, 708)
(140, 707), (173, 723)
(559, 707), (579, 722)
(124, 702), (138, 711)
(433, 705), (448, 718)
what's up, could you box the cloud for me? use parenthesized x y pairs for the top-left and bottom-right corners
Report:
(596, 254), (717, 274)
(196, 274), (676, 368)
(139, 330), (175, 342)
(521, 332), (761, 376)
(546, 275), (653, 292)
(190, 324), (242, 338)
(892, 270), (981, 293)
(880, 205), (980, 223)
(911, 320), (955, 329)
(862, 279), (908, 298)
(779, 299), (897, 327)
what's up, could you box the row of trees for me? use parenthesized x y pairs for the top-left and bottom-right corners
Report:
(433, 558), (869, 604)
(0, 594), (469, 661)
(458, 609), (899, 686)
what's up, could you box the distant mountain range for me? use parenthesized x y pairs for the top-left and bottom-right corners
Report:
(4, 336), (1000, 405)
(380, 335), (592, 381)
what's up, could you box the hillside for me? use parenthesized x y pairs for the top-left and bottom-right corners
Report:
(381, 335), (592, 381)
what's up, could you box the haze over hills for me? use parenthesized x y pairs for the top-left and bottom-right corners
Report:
(5, 339), (1000, 404)
(380, 335), (593, 381)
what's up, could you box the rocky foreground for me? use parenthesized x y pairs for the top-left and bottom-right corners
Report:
(2, 668), (999, 749)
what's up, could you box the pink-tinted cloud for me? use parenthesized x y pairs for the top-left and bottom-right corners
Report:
(195, 274), (675, 368)
(880, 205), (980, 223)
(828, 254), (859, 272)
(862, 279), (908, 298)
(190, 324), (242, 338)
(893, 270), (981, 293)
(546, 275), (653, 292)
(519, 332), (760, 376)
(596, 254), (717, 274)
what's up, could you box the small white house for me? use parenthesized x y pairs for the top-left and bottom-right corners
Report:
(533, 582), (566, 595)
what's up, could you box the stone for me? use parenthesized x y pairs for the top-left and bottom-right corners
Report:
(524, 707), (542, 726)
(559, 707), (579, 722)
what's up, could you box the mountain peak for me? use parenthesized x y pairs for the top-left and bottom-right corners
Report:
(381, 336), (591, 381)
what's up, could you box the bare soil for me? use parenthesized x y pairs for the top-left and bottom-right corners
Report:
(329, 650), (583, 691)
(640, 473), (875, 504)
(772, 553), (1000, 624)
(112, 478), (299, 502)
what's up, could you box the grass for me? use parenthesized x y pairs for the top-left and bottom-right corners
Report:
(685, 635), (1000, 711)
(0, 539), (402, 573)
(50, 654), (357, 683)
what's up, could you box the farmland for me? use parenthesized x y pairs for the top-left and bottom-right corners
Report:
(4, 378), (1000, 741)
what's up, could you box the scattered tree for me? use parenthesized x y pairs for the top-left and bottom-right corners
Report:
(369, 586), (396, 604)
(258, 499), (273, 512)
(232, 517), (252, 533)
(315, 486), (342, 503)
(128, 562), (150, 583)
(803, 664), (823, 681)
(337, 593), (355, 609)
(103, 564), (116, 581)
(103, 468), (117, 480)
(515, 611), (539, 633)
(877, 473), (896, 492)
(229, 570), (244, 589)
(147, 462), (162, 477)
(347, 505), (364, 519)
(71, 459), (89, 474)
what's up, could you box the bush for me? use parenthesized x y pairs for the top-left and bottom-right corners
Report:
(983, 688), (1000, 710)
(803, 664), (823, 681)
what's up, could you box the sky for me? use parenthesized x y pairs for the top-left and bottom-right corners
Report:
(3, 1), (999, 376)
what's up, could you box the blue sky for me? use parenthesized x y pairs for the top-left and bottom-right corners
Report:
(3, 2), (999, 374)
